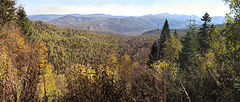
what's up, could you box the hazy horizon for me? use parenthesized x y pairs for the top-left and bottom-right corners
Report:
(18, 0), (230, 17)
(28, 13), (226, 17)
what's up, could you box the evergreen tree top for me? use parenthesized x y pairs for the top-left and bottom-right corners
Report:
(162, 19), (170, 32)
(201, 12), (211, 23)
(17, 5), (27, 20)
(160, 19), (170, 39)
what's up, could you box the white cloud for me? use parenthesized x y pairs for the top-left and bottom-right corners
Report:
(27, 2), (230, 16)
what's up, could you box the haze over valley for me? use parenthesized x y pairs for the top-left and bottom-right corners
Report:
(29, 13), (225, 35)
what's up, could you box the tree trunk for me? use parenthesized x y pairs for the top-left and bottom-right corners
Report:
(180, 80), (191, 102)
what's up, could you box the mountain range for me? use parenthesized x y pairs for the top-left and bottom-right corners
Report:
(29, 13), (225, 35)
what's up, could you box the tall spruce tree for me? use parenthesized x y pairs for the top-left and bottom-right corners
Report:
(16, 5), (34, 41)
(148, 19), (170, 66)
(178, 18), (201, 101)
(198, 12), (212, 54)
(0, 0), (16, 29)
(179, 19), (198, 72)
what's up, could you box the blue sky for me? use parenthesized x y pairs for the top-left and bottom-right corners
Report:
(18, 0), (230, 16)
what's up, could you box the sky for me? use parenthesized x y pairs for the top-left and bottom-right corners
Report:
(17, 0), (230, 17)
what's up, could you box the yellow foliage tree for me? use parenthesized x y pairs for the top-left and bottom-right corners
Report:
(152, 35), (182, 102)
(36, 42), (61, 101)
(0, 26), (39, 101)
(153, 35), (182, 76)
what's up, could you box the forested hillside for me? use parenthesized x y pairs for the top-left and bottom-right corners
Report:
(141, 29), (186, 37)
(32, 21), (156, 71)
(0, 0), (239, 102)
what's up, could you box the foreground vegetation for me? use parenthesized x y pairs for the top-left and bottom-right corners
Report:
(0, 0), (239, 101)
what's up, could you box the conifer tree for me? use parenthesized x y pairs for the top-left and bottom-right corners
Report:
(148, 19), (170, 66)
(159, 19), (171, 50)
(198, 12), (212, 54)
(16, 5), (34, 41)
(178, 19), (202, 101)
(0, 0), (16, 29)
(179, 19), (198, 72)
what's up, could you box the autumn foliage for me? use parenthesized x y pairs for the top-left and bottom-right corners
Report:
(0, 0), (240, 101)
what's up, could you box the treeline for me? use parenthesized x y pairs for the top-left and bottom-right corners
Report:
(0, 0), (239, 102)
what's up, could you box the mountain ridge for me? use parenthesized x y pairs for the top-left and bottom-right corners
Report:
(29, 13), (225, 35)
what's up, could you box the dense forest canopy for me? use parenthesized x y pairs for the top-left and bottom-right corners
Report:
(0, 0), (239, 101)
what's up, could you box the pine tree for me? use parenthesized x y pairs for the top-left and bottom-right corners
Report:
(159, 19), (171, 50)
(179, 19), (198, 72)
(148, 19), (170, 66)
(178, 18), (202, 101)
(16, 5), (34, 41)
(0, 0), (16, 29)
(198, 12), (212, 54)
